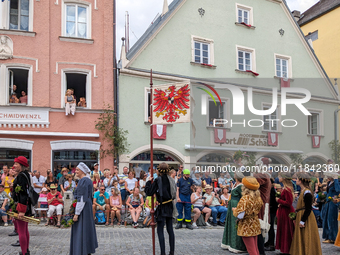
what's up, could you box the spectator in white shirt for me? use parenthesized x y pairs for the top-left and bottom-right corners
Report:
(32, 170), (46, 194)
(125, 170), (138, 196)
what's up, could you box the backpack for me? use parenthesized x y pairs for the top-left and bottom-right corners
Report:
(196, 214), (207, 227)
(22, 173), (39, 206)
(95, 210), (106, 224)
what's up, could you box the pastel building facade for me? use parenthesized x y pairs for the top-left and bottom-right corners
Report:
(118, 0), (339, 173)
(0, 0), (114, 174)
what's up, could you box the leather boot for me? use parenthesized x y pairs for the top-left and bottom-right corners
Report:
(175, 221), (182, 229)
(185, 222), (193, 230)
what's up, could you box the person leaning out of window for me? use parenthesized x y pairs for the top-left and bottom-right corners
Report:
(65, 89), (76, 116)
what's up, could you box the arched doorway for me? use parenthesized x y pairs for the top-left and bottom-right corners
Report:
(302, 156), (326, 166)
(129, 150), (182, 174)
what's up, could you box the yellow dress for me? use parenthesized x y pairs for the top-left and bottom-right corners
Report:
(233, 194), (263, 237)
(4, 176), (14, 195)
(290, 188), (322, 255)
(335, 212), (340, 247)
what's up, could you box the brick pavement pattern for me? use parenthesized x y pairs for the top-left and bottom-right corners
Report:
(0, 225), (339, 254)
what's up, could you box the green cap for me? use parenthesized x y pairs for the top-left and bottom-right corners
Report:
(183, 169), (190, 175)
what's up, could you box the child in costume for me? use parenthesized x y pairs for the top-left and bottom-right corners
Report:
(232, 176), (263, 255)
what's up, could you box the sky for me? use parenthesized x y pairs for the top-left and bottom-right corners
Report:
(116, 0), (319, 58)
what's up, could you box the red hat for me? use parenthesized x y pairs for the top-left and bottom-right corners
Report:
(14, 156), (29, 167)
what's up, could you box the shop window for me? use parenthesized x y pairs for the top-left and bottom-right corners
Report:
(8, 68), (29, 105)
(65, 73), (87, 107)
(209, 100), (226, 127)
(0, 149), (31, 169)
(52, 150), (97, 175)
(64, 3), (90, 39)
(9, 0), (30, 31)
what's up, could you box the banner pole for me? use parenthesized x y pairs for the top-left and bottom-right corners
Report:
(150, 69), (156, 255)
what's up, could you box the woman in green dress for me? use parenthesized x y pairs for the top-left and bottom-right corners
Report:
(221, 171), (247, 253)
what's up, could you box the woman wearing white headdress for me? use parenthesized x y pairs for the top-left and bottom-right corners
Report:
(70, 162), (98, 255)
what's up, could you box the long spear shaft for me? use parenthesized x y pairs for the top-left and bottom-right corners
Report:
(150, 69), (156, 255)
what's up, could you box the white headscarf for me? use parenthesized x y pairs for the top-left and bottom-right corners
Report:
(77, 162), (91, 179)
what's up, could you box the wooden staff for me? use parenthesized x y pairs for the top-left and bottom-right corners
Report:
(150, 69), (156, 255)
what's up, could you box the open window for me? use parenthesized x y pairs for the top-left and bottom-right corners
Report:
(308, 113), (319, 135)
(144, 88), (151, 122)
(8, 68), (29, 105)
(65, 73), (87, 107)
(263, 105), (279, 132)
(209, 100), (226, 127)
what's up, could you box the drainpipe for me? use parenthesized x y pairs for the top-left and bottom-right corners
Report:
(113, 0), (118, 165)
(334, 109), (340, 163)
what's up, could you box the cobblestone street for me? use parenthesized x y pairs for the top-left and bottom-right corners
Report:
(0, 224), (339, 255)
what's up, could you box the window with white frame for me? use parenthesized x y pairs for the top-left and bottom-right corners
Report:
(236, 4), (253, 25)
(238, 8), (249, 24)
(64, 4), (89, 39)
(238, 50), (252, 71)
(9, 0), (30, 31)
(191, 36), (214, 65)
(65, 73), (88, 107)
(263, 106), (278, 131)
(209, 100), (226, 127)
(194, 41), (210, 64)
(308, 113), (319, 135)
(276, 58), (288, 78)
(8, 68), (29, 105)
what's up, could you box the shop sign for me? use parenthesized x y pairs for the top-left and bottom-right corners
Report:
(0, 107), (49, 125)
(224, 132), (270, 147)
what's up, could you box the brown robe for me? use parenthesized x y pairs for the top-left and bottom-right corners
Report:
(254, 173), (271, 220)
(290, 188), (322, 255)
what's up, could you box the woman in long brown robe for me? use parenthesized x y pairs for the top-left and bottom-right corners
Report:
(290, 173), (322, 255)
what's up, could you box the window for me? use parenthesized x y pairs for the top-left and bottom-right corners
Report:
(8, 68), (29, 105)
(0, 149), (31, 169)
(144, 89), (151, 122)
(194, 41), (210, 64)
(9, 0), (30, 31)
(238, 50), (252, 71)
(263, 106), (278, 131)
(209, 100), (226, 127)
(65, 73), (87, 107)
(308, 113), (319, 135)
(306, 30), (318, 42)
(276, 58), (288, 78)
(65, 4), (89, 38)
(53, 150), (97, 175)
(236, 4), (253, 25)
(191, 36), (214, 65)
(238, 8), (249, 24)
(274, 54), (292, 78)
